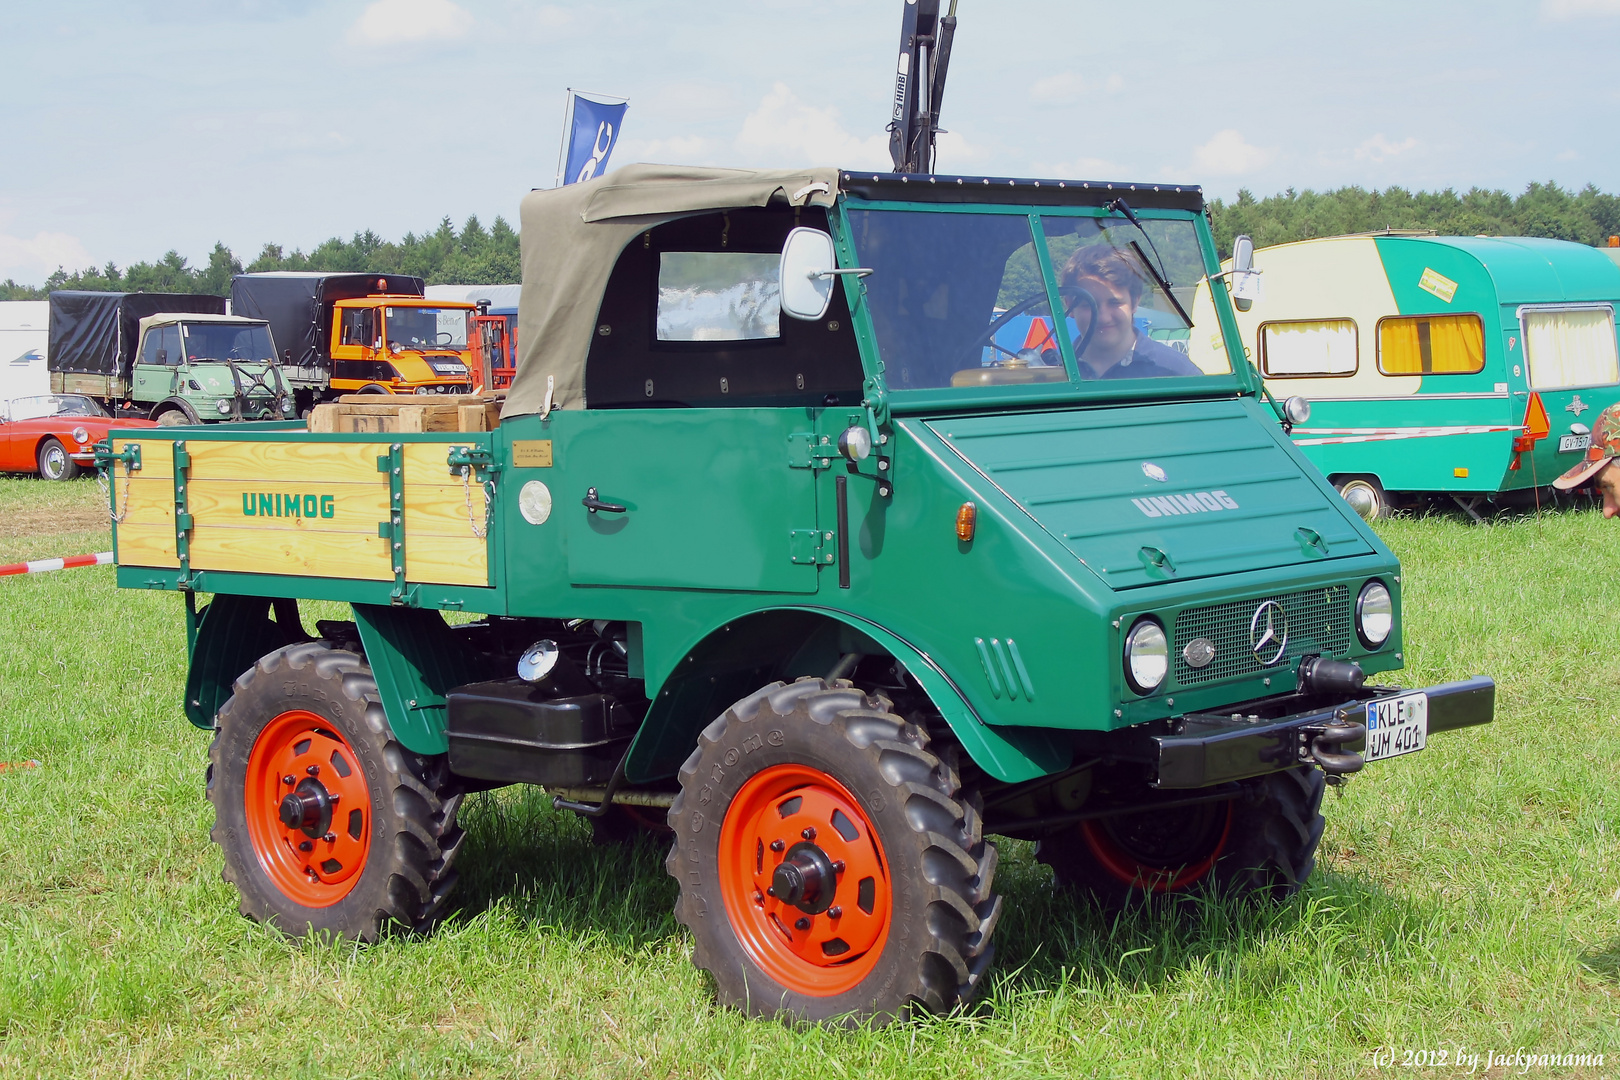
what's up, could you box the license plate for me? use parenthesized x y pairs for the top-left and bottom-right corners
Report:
(1559, 433), (1590, 453)
(1365, 692), (1427, 762)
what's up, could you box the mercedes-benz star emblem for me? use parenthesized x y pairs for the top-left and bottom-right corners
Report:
(1248, 600), (1289, 666)
(1141, 462), (1167, 482)
(1567, 394), (1589, 417)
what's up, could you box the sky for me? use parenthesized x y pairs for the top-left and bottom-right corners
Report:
(3, 0), (1619, 285)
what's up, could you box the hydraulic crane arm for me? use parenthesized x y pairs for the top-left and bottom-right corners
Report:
(887, 0), (958, 174)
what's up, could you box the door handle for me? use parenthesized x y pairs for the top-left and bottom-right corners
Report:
(582, 487), (627, 514)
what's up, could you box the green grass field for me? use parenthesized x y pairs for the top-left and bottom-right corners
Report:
(0, 476), (1615, 1078)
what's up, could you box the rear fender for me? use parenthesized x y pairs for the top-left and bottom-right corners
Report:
(627, 607), (1071, 784)
(183, 594), (309, 729)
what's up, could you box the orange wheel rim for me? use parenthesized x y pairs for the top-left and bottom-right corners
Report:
(1081, 799), (1232, 892)
(244, 710), (371, 908)
(717, 763), (890, 997)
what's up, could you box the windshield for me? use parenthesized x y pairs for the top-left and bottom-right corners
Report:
(5, 394), (107, 421)
(384, 307), (471, 351)
(180, 322), (276, 363)
(845, 208), (1230, 391)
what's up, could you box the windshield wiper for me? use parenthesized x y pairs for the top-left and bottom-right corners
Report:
(1106, 198), (1194, 330)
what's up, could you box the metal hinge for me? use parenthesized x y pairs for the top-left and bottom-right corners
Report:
(446, 444), (499, 476)
(790, 528), (837, 565)
(787, 432), (835, 470)
(172, 441), (192, 585)
(377, 443), (407, 602)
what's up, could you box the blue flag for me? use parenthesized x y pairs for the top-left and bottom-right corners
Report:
(563, 93), (628, 185)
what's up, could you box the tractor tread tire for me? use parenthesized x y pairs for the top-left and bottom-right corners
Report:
(207, 640), (464, 942)
(665, 677), (999, 1024)
(1036, 766), (1326, 908)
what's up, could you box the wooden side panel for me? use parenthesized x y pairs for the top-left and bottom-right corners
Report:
(111, 436), (492, 586)
(187, 441), (392, 483)
(400, 442), (489, 586)
(112, 438), (177, 567)
(190, 528), (394, 581)
(116, 523), (181, 569)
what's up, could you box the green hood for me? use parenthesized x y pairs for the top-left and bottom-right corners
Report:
(925, 398), (1374, 589)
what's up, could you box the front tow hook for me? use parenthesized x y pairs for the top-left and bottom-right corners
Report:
(1302, 718), (1366, 776)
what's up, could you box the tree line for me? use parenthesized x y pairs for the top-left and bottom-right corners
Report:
(4, 181), (1619, 302)
(0, 214), (521, 301)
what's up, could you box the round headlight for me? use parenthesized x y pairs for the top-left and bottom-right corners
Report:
(281, 399), (294, 413)
(1123, 618), (1169, 694)
(1357, 581), (1393, 648)
(216, 399), (232, 414)
(1283, 395), (1311, 425)
(71, 426), (90, 445)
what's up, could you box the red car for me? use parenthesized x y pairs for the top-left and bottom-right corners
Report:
(0, 394), (157, 480)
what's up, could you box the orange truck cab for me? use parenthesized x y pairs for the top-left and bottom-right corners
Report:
(230, 272), (476, 410)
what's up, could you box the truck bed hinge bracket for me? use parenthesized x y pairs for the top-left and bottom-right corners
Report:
(172, 441), (193, 587)
(377, 443), (407, 602)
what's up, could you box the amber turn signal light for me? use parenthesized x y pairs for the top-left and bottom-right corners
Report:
(956, 502), (977, 542)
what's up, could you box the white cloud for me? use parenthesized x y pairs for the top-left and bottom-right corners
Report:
(1104, 74), (1124, 95)
(1542, 0), (1620, 17)
(347, 0), (471, 45)
(1029, 72), (1085, 105)
(1192, 130), (1275, 176)
(0, 230), (94, 283)
(933, 130), (988, 170)
(1354, 134), (1419, 162)
(734, 83), (889, 169)
(1556, 149), (1581, 161)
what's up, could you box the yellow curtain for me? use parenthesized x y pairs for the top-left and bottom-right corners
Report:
(1379, 319), (1423, 373)
(1379, 315), (1483, 375)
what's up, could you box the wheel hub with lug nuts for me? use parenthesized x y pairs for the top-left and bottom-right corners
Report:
(718, 763), (891, 996)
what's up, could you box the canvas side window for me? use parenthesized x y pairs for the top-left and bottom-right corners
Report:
(1520, 305), (1619, 389)
(339, 308), (375, 348)
(1259, 318), (1358, 377)
(656, 252), (781, 342)
(1377, 314), (1484, 375)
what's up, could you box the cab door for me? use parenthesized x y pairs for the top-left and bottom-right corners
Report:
(560, 407), (822, 594)
(329, 305), (381, 389)
(131, 325), (181, 405)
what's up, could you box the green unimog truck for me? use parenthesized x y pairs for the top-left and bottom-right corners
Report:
(100, 164), (1494, 1024)
(49, 292), (296, 424)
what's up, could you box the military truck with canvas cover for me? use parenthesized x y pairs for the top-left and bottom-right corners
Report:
(230, 272), (478, 411)
(49, 291), (295, 424)
(102, 164), (1494, 1024)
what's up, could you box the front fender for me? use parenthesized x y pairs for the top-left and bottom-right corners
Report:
(626, 606), (1072, 784)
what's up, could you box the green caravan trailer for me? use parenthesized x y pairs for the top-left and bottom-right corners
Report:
(1189, 235), (1620, 519)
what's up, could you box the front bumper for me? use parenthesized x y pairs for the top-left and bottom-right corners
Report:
(1152, 676), (1494, 789)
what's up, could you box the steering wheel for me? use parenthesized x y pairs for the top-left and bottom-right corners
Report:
(433, 331), (455, 347)
(959, 286), (1099, 367)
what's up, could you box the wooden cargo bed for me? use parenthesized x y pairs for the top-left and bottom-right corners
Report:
(109, 428), (495, 589)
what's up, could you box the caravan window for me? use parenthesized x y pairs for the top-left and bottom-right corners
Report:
(1520, 304), (1618, 389)
(1259, 318), (1358, 377)
(1377, 314), (1484, 375)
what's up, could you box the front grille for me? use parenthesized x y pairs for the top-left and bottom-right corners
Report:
(1172, 586), (1351, 687)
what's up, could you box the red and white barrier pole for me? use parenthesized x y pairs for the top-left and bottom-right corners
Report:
(0, 551), (113, 578)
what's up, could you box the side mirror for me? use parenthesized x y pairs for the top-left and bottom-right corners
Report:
(779, 227), (838, 321)
(1231, 234), (1257, 312)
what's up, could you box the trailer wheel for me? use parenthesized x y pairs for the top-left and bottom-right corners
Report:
(207, 641), (465, 941)
(37, 438), (79, 481)
(665, 678), (1000, 1024)
(1036, 767), (1325, 908)
(1333, 475), (1390, 521)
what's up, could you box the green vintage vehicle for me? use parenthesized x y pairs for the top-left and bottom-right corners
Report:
(102, 164), (1494, 1024)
